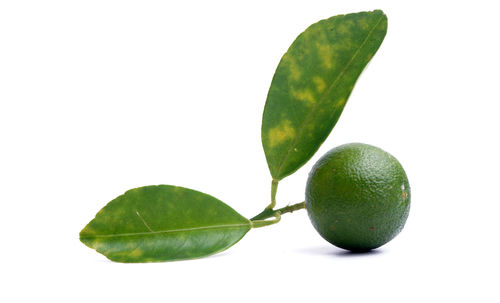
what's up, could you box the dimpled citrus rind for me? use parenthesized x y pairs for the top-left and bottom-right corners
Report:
(305, 143), (410, 251)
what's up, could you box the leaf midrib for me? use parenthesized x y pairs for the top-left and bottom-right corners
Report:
(80, 223), (251, 239)
(274, 13), (385, 179)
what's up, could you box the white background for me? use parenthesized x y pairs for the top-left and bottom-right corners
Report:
(1, 0), (499, 302)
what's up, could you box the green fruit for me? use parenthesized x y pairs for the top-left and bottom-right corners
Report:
(305, 143), (410, 251)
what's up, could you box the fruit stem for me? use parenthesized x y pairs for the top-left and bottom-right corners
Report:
(278, 201), (306, 215)
(250, 201), (305, 221)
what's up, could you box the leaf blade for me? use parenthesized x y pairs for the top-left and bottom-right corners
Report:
(80, 185), (251, 262)
(262, 10), (388, 180)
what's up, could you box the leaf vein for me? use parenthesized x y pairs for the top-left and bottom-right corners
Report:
(80, 223), (250, 239)
(135, 210), (154, 232)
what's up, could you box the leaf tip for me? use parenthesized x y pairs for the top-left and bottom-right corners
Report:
(79, 227), (94, 248)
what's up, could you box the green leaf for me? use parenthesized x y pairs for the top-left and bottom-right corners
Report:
(80, 185), (251, 263)
(262, 10), (388, 180)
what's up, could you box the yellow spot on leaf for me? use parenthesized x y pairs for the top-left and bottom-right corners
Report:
(357, 18), (370, 30)
(91, 240), (105, 250)
(337, 23), (349, 35)
(283, 55), (301, 81)
(268, 120), (296, 148)
(316, 42), (335, 69)
(130, 249), (143, 257)
(313, 77), (326, 93)
(335, 97), (347, 108)
(292, 88), (316, 105)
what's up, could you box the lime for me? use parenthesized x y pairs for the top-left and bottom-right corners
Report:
(305, 143), (410, 251)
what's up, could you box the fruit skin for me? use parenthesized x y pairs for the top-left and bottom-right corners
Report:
(305, 143), (410, 251)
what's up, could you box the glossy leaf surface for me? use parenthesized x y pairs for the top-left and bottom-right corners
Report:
(262, 10), (388, 180)
(80, 185), (251, 262)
